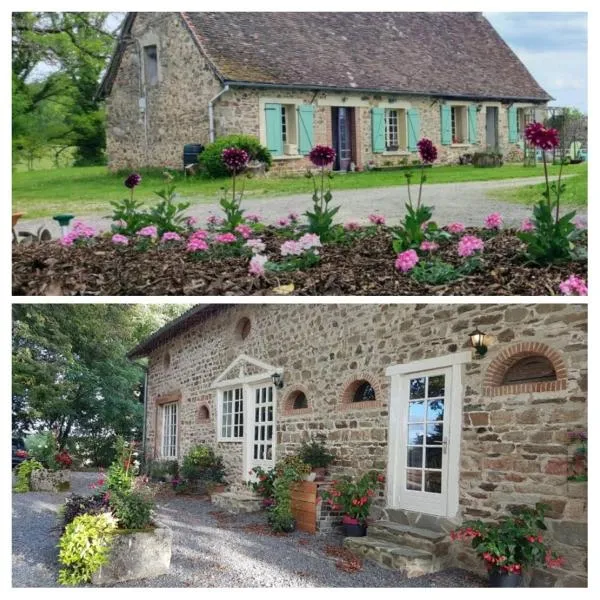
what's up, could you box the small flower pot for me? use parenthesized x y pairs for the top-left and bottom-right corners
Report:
(488, 569), (523, 588)
(312, 467), (327, 481)
(343, 523), (367, 537)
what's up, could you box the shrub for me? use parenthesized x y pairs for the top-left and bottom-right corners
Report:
(58, 512), (117, 586)
(25, 431), (58, 470)
(472, 152), (503, 167)
(61, 493), (110, 531)
(298, 435), (335, 469)
(14, 459), (43, 492)
(109, 490), (154, 530)
(199, 135), (272, 178)
(247, 466), (277, 502)
(181, 445), (226, 482)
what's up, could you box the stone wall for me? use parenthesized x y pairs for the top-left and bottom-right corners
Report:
(144, 303), (586, 586)
(105, 15), (531, 172)
(105, 13), (221, 171)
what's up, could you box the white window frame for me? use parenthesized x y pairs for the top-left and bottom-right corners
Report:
(217, 386), (245, 442)
(160, 402), (178, 459)
(450, 105), (468, 144)
(385, 352), (471, 518)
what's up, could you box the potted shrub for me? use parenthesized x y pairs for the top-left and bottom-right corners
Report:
(451, 503), (564, 588)
(247, 465), (277, 508)
(298, 435), (335, 481)
(24, 431), (71, 491)
(181, 444), (227, 493)
(321, 470), (385, 537)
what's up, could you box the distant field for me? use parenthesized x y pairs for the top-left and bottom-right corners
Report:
(12, 162), (586, 219)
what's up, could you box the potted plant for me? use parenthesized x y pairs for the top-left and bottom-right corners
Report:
(451, 503), (564, 587)
(321, 470), (385, 537)
(298, 435), (335, 481)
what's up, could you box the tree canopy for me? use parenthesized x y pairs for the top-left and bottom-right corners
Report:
(12, 12), (122, 167)
(12, 304), (191, 450)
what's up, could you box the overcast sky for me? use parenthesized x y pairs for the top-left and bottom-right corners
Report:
(485, 12), (587, 112)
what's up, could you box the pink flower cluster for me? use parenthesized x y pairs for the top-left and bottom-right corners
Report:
(369, 214), (386, 226)
(207, 215), (225, 226)
(447, 222), (465, 234)
(186, 230), (209, 253)
(520, 218), (535, 232)
(245, 213), (261, 223)
(161, 231), (182, 243)
(60, 221), (96, 246)
(559, 275), (587, 296)
(137, 225), (158, 239)
(186, 216), (198, 227)
(288, 212), (300, 222)
(276, 217), (290, 228)
(248, 254), (268, 276)
(215, 232), (237, 244)
(298, 233), (322, 250)
(484, 212), (503, 230)
(280, 240), (303, 256)
(235, 224), (253, 239)
(221, 147), (249, 174)
(573, 216), (586, 230)
(112, 234), (129, 246)
(395, 249), (419, 272)
(458, 235), (484, 258)
(245, 238), (266, 254)
(280, 234), (322, 257)
(420, 240), (439, 252)
(344, 220), (361, 231)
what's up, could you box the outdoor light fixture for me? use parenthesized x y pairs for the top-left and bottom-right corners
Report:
(469, 327), (488, 357)
(271, 372), (284, 389)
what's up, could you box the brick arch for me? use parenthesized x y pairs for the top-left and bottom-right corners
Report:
(483, 342), (568, 397)
(339, 372), (383, 409)
(282, 384), (312, 416)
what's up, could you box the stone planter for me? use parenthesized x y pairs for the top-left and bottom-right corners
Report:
(30, 468), (70, 492)
(92, 523), (173, 585)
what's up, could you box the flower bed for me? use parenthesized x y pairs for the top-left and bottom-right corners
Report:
(12, 226), (586, 296)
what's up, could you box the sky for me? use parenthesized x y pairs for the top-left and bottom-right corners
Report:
(484, 12), (588, 112)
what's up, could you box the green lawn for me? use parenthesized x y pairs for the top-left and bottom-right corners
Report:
(13, 162), (586, 219)
(489, 164), (587, 207)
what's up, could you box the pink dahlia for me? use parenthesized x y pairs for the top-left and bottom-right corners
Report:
(447, 222), (465, 235)
(420, 240), (439, 252)
(457, 235), (484, 257)
(137, 225), (158, 238)
(417, 138), (438, 164)
(559, 275), (588, 296)
(245, 238), (266, 254)
(214, 232), (237, 244)
(249, 254), (268, 277)
(161, 231), (182, 243)
(520, 218), (535, 232)
(309, 145), (336, 168)
(280, 240), (304, 256)
(112, 234), (129, 246)
(524, 122), (560, 150)
(235, 224), (253, 239)
(369, 214), (386, 226)
(395, 249), (419, 272)
(221, 147), (249, 174)
(298, 233), (322, 251)
(484, 212), (503, 230)
(186, 238), (209, 252)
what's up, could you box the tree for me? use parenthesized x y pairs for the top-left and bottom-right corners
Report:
(12, 12), (120, 166)
(12, 304), (191, 450)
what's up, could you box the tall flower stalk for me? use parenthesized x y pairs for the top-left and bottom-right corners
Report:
(305, 145), (339, 240)
(220, 147), (249, 230)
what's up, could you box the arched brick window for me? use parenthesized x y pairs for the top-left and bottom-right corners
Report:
(483, 342), (567, 396)
(198, 405), (210, 421)
(282, 386), (312, 415)
(340, 373), (383, 409)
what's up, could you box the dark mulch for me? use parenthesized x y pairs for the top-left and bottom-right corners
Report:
(12, 229), (587, 296)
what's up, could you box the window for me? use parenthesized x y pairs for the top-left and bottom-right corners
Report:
(163, 351), (171, 370)
(384, 109), (408, 151)
(144, 45), (158, 86)
(292, 391), (308, 409)
(281, 106), (288, 144)
(353, 381), (376, 402)
(451, 106), (467, 143)
(221, 387), (244, 440)
(264, 102), (314, 156)
(516, 108), (525, 137)
(161, 402), (177, 458)
(502, 356), (556, 385)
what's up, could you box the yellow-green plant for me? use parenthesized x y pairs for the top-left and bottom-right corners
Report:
(58, 512), (117, 586)
(14, 458), (43, 492)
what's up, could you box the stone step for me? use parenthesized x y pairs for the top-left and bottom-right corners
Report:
(211, 491), (262, 514)
(368, 521), (447, 553)
(343, 536), (434, 578)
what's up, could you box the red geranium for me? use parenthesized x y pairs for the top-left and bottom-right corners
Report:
(55, 450), (73, 469)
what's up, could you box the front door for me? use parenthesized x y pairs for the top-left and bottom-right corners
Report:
(332, 107), (353, 171)
(486, 107), (498, 150)
(388, 367), (456, 516)
(245, 383), (276, 475)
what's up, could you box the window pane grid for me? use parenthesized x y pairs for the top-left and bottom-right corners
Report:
(221, 387), (244, 440)
(162, 402), (177, 458)
(385, 109), (399, 150)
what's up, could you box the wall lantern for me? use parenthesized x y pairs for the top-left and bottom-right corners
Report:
(469, 327), (488, 357)
(271, 372), (284, 389)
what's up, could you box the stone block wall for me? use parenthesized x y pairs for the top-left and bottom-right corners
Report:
(144, 303), (586, 585)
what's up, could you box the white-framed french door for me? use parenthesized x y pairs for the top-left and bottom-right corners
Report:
(243, 382), (276, 478)
(386, 352), (470, 518)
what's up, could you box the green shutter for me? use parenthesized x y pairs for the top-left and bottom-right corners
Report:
(297, 104), (315, 155)
(468, 105), (478, 144)
(407, 108), (420, 151)
(265, 103), (283, 156)
(371, 107), (385, 153)
(507, 106), (518, 143)
(440, 105), (452, 145)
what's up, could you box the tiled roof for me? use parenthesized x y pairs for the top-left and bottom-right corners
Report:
(99, 12), (551, 102)
(184, 12), (551, 101)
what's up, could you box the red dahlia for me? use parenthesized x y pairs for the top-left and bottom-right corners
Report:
(417, 138), (438, 164)
(524, 121), (560, 150)
(222, 147), (249, 174)
(309, 145), (336, 168)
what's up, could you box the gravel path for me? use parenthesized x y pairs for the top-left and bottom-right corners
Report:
(15, 175), (585, 240)
(13, 472), (485, 588)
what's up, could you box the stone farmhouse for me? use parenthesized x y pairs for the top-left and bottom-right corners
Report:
(128, 303), (587, 586)
(99, 12), (552, 173)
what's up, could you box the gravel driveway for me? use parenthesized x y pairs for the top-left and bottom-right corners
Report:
(13, 472), (485, 588)
(15, 175), (584, 240)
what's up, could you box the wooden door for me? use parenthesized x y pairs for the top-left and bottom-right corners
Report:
(332, 107), (353, 171)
